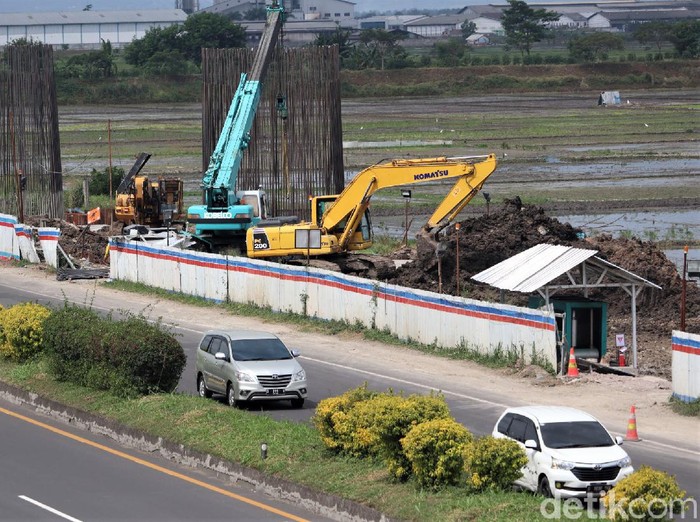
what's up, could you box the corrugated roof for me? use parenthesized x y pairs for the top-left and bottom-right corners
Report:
(405, 14), (467, 26)
(0, 10), (187, 27)
(471, 243), (661, 293)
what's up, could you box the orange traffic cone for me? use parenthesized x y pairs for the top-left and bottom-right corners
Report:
(625, 405), (641, 441)
(566, 347), (579, 377)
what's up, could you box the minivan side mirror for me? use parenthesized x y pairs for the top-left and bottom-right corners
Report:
(291, 349), (301, 358)
(615, 436), (624, 445)
(524, 439), (538, 450)
(215, 351), (228, 361)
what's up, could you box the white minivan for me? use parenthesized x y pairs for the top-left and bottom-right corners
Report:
(196, 330), (307, 408)
(492, 405), (633, 498)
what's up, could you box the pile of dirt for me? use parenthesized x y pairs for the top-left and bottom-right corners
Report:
(386, 203), (700, 378)
(24, 216), (118, 267)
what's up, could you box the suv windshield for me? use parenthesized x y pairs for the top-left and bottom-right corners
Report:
(232, 338), (292, 361)
(540, 421), (614, 449)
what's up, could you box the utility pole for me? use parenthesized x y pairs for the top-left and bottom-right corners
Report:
(108, 119), (113, 225)
(681, 245), (688, 331)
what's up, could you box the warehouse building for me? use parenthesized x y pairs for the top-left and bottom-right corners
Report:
(0, 10), (187, 49)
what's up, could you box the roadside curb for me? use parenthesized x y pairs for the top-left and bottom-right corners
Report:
(0, 380), (397, 522)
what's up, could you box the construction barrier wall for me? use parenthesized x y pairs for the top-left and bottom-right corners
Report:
(0, 213), (59, 267)
(37, 227), (60, 268)
(0, 213), (19, 260)
(110, 240), (558, 366)
(672, 330), (700, 403)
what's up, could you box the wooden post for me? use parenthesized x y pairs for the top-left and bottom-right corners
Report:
(681, 245), (688, 331)
(108, 119), (113, 225)
(455, 223), (461, 296)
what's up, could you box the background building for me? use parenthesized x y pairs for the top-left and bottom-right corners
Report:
(0, 10), (187, 49)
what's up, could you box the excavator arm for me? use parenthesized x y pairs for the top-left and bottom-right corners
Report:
(247, 153), (497, 259)
(323, 154), (497, 250)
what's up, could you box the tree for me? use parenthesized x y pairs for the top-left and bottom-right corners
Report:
(177, 12), (247, 64)
(124, 12), (246, 68)
(669, 20), (700, 58)
(568, 32), (624, 62)
(501, 0), (559, 57)
(313, 27), (354, 64)
(633, 21), (672, 51)
(461, 20), (477, 40)
(352, 29), (406, 70)
(433, 38), (468, 67)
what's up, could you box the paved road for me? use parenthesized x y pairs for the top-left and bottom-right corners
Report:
(0, 400), (331, 522)
(1, 273), (698, 507)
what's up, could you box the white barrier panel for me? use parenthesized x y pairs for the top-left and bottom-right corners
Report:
(15, 224), (40, 264)
(672, 330), (700, 403)
(0, 213), (19, 261)
(109, 240), (557, 366)
(37, 228), (60, 268)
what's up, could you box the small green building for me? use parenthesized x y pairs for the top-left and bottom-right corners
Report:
(529, 296), (608, 363)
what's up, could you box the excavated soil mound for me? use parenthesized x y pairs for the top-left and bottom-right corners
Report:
(24, 216), (118, 266)
(387, 203), (699, 378)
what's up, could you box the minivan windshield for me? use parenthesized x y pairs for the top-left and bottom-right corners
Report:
(540, 421), (614, 449)
(232, 338), (292, 361)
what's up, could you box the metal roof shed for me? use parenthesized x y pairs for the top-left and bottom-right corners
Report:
(472, 243), (662, 370)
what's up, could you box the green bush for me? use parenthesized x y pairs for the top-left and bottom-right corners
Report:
(100, 315), (186, 395)
(313, 384), (379, 455)
(401, 418), (473, 489)
(0, 304), (5, 348)
(0, 303), (51, 361)
(464, 436), (528, 492)
(345, 392), (452, 480)
(42, 304), (106, 382)
(604, 466), (688, 522)
(42, 304), (185, 396)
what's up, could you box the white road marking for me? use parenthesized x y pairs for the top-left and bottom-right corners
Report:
(302, 355), (510, 408)
(19, 495), (83, 522)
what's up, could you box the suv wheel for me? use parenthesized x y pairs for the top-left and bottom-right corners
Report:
(198, 375), (212, 399)
(538, 476), (553, 498)
(227, 384), (241, 408)
(291, 398), (305, 409)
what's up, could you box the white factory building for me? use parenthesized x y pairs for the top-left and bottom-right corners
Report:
(0, 10), (187, 49)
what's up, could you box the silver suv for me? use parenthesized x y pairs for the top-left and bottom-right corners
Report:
(195, 330), (307, 408)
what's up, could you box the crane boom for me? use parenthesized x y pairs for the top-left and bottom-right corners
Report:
(187, 2), (285, 247)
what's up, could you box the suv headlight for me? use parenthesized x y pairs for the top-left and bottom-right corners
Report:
(616, 456), (632, 468)
(293, 369), (306, 382)
(552, 457), (576, 470)
(235, 370), (255, 383)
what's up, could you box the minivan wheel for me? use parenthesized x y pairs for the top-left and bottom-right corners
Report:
(198, 375), (212, 399)
(538, 476), (553, 498)
(291, 398), (305, 409)
(227, 384), (241, 408)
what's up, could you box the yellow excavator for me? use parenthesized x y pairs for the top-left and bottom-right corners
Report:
(115, 152), (184, 227)
(246, 153), (497, 260)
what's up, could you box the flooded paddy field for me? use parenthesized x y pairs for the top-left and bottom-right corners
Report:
(58, 89), (699, 268)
